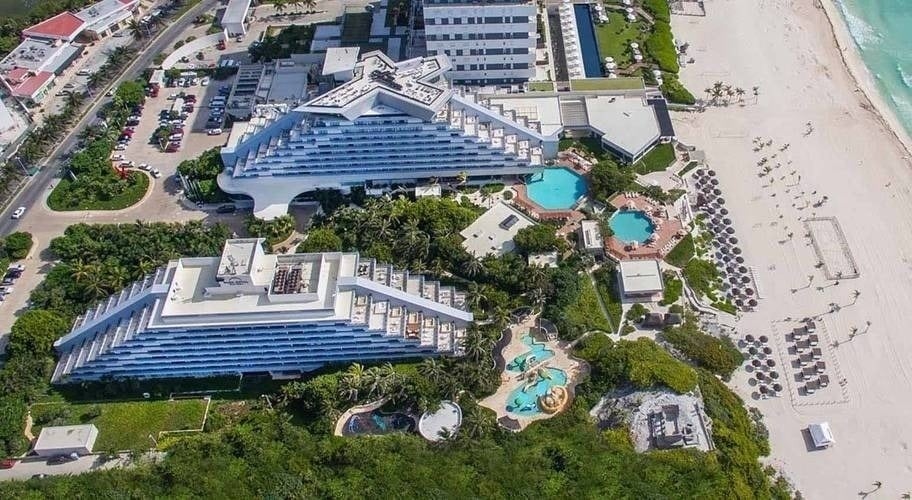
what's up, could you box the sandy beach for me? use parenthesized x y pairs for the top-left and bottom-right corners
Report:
(672, 0), (912, 497)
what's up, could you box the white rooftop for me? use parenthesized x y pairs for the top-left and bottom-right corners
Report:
(460, 202), (537, 257)
(33, 424), (98, 452)
(300, 51), (452, 121)
(222, 0), (252, 25)
(486, 95), (564, 136)
(76, 0), (136, 32)
(418, 401), (462, 441)
(619, 259), (664, 294)
(322, 47), (361, 76)
(579, 220), (603, 250)
(585, 96), (660, 158)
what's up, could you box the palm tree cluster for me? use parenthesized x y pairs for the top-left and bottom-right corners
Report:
(31, 220), (232, 319)
(245, 215), (296, 245)
(702, 81), (746, 106)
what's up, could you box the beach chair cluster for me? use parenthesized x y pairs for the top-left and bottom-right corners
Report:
(790, 319), (830, 395)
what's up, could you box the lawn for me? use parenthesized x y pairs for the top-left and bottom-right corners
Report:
(659, 271), (682, 306)
(528, 81), (555, 92)
(570, 77), (644, 91)
(594, 12), (647, 68)
(593, 267), (623, 332)
(30, 399), (209, 452)
(47, 172), (149, 211)
(633, 143), (676, 174)
(677, 161), (699, 177)
(664, 233), (694, 268)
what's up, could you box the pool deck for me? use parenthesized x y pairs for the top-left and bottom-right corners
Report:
(333, 398), (389, 436)
(511, 162), (590, 224)
(479, 315), (586, 431)
(607, 193), (685, 261)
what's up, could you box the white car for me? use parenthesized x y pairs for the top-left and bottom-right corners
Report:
(114, 144), (126, 151)
(0, 286), (13, 295)
(150, 168), (162, 178)
(112, 154), (125, 161)
(11, 206), (25, 219)
(139, 163), (150, 171)
(200, 77), (210, 86)
(206, 128), (222, 135)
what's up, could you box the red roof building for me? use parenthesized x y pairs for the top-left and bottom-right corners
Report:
(22, 12), (87, 42)
(7, 70), (55, 101)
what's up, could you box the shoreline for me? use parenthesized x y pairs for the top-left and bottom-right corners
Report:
(816, 0), (912, 159)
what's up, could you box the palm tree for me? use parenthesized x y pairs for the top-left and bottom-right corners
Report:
(463, 254), (484, 278)
(105, 265), (129, 290)
(466, 282), (489, 310)
(419, 358), (446, 385)
(735, 87), (745, 102)
(461, 405), (495, 439)
(462, 328), (492, 362)
(65, 91), (84, 110)
(128, 19), (146, 39)
(70, 260), (95, 284)
(340, 363), (365, 401)
(851, 289), (861, 304)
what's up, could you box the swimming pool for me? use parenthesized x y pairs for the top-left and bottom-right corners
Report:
(573, 4), (603, 78)
(506, 334), (555, 372)
(610, 210), (655, 243)
(506, 368), (568, 416)
(342, 410), (416, 436)
(525, 167), (588, 210)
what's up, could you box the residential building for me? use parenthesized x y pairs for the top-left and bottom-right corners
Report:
(423, 0), (537, 85)
(33, 424), (99, 457)
(618, 259), (664, 300)
(219, 51), (556, 219)
(52, 239), (472, 382)
(578, 219), (604, 255)
(222, 0), (252, 36)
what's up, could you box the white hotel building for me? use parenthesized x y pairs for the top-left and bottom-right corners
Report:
(422, 0), (537, 85)
(219, 50), (557, 219)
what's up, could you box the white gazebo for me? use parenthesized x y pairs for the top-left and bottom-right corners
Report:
(418, 401), (463, 441)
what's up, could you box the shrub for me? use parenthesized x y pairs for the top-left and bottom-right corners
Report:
(621, 324), (635, 336)
(576, 336), (697, 394)
(664, 233), (694, 267)
(502, 190), (514, 200)
(7, 310), (70, 358)
(642, 0), (671, 23)
(4, 231), (33, 259)
(661, 76), (696, 105)
(625, 303), (648, 322)
(513, 224), (564, 255)
(645, 23), (679, 73)
(662, 318), (743, 378)
(659, 272), (682, 306)
(298, 228), (343, 253)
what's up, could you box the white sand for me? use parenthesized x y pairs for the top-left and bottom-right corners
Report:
(672, 0), (912, 496)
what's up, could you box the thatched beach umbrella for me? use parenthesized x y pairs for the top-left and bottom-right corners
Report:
(745, 334), (756, 343)
(748, 346), (758, 355)
(717, 197), (726, 205)
(741, 275), (752, 284)
(723, 217), (732, 225)
(712, 188), (722, 196)
(710, 178), (720, 185)
(734, 255), (745, 264)
(729, 236), (739, 244)
(738, 265), (749, 274)
(763, 346), (773, 355)
(772, 383), (783, 391)
(751, 359), (762, 368)
(748, 298), (758, 307)
(745, 287), (755, 296)
(708, 170), (717, 177)
(732, 246), (742, 254)
(720, 208), (730, 215)
(759, 335), (769, 343)
(766, 359), (776, 368)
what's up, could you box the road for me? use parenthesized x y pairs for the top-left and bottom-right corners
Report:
(0, 0), (220, 237)
(0, 452), (165, 481)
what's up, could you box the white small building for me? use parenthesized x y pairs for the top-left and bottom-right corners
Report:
(222, 0), (252, 36)
(618, 260), (664, 300)
(460, 202), (537, 257)
(809, 422), (835, 449)
(76, 0), (140, 39)
(33, 424), (99, 457)
(322, 47), (360, 82)
(578, 220), (604, 255)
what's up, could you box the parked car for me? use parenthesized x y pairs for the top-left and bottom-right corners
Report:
(112, 154), (125, 161)
(207, 128), (222, 135)
(0, 459), (16, 469)
(114, 144), (127, 151)
(216, 204), (236, 214)
(120, 161), (135, 168)
(48, 453), (79, 465)
(31, 474), (48, 479)
(11, 206), (25, 219)
(138, 163), (151, 171)
(150, 168), (162, 178)
(0, 287), (14, 295)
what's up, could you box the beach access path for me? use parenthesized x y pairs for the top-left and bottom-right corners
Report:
(672, 0), (912, 497)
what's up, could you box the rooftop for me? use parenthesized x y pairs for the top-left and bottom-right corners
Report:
(76, 0), (137, 31)
(222, 0), (252, 25)
(0, 37), (68, 72)
(585, 96), (661, 158)
(299, 51), (452, 121)
(8, 71), (55, 98)
(619, 259), (664, 294)
(322, 47), (361, 77)
(34, 424), (98, 450)
(579, 219), (603, 249)
(460, 202), (538, 257)
(22, 12), (86, 41)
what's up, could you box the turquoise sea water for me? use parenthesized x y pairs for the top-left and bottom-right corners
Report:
(833, 0), (912, 138)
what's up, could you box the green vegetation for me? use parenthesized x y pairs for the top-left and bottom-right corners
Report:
(659, 271), (682, 306)
(678, 161), (700, 177)
(661, 318), (743, 379)
(559, 137), (608, 161)
(593, 266), (623, 331)
(633, 143), (676, 175)
(480, 182), (505, 195)
(297, 227), (343, 253)
(249, 24), (315, 62)
(513, 224), (565, 255)
(593, 12), (646, 67)
(48, 81), (150, 211)
(48, 173), (149, 211)
(385, 0), (411, 27)
(545, 269), (611, 340)
(2, 231), (33, 259)
(7, 310), (69, 359)
(682, 258), (719, 300)
(642, 0), (672, 23)
(31, 399), (209, 451)
(245, 215), (296, 246)
(645, 23), (679, 73)
(528, 81), (554, 92)
(625, 303), (648, 323)
(589, 157), (636, 200)
(570, 77), (644, 91)
(177, 148), (230, 203)
(664, 233), (695, 268)
(575, 335), (697, 395)
(661, 75), (697, 105)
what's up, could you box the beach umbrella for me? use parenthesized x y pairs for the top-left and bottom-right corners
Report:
(718, 208), (728, 215)
(741, 275), (751, 284)
(708, 170), (717, 176)
(773, 382), (783, 391)
(718, 246), (729, 255)
(766, 359), (776, 368)
(745, 287), (755, 296)
(703, 206), (715, 214)
(728, 276), (740, 285)
(627, 13), (636, 21)
(626, 7), (635, 14)
(735, 298), (745, 307)
(717, 197), (726, 205)
(725, 226), (736, 235)
(751, 359), (762, 368)
(763, 346), (773, 355)
(729, 236), (739, 244)
(695, 168), (706, 177)
(755, 372), (766, 381)
(738, 265), (748, 274)
(712, 188), (722, 196)
(721, 254), (733, 263)
(732, 246), (742, 254)
(759, 335), (769, 343)
(748, 346), (758, 355)
(745, 334), (755, 343)
(722, 217), (732, 225)
(748, 298), (758, 307)
(759, 385), (769, 394)
(634, 54), (643, 62)
(734, 256), (745, 264)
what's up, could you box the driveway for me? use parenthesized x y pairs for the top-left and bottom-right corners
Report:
(0, 452), (164, 482)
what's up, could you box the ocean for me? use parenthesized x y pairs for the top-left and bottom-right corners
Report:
(834, 0), (912, 139)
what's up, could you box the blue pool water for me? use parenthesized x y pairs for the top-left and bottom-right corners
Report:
(506, 368), (568, 416)
(573, 4), (603, 78)
(525, 167), (587, 210)
(506, 334), (555, 372)
(610, 210), (655, 243)
(342, 410), (415, 436)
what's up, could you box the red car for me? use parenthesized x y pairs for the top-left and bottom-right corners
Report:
(1, 458), (17, 469)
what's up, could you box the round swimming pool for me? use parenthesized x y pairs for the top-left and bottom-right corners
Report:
(610, 210), (655, 243)
(525, 168), (588, 210)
